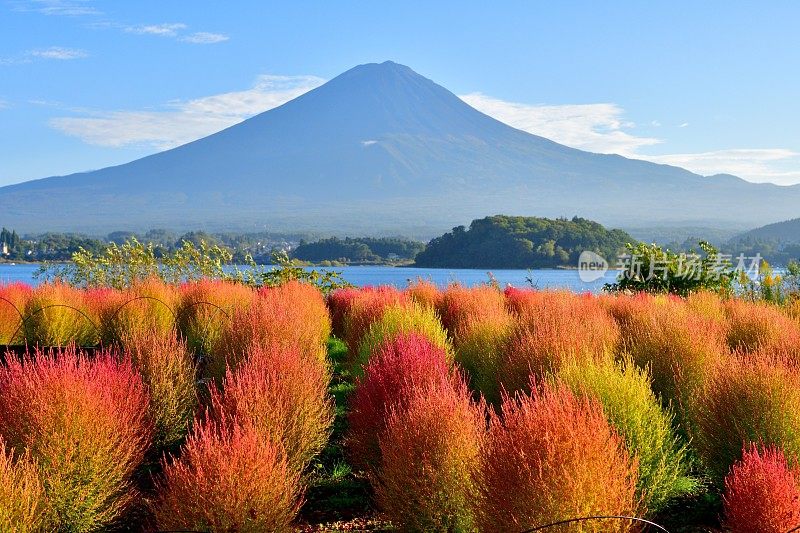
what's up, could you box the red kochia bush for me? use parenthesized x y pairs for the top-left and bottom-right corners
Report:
(478, 381), (640, 532)
(341, 286), (410, 356)
(327, 286), (364, 339)
(722, 444), (800, 533)
(152, 419), (302, 533)
(209, 280), (331, 380)
(208, 344), (334, 473)
(377, 378), (484, 532)
(0, 347), (152, 531)
(498, 290), (618, 393)
(347, 333), (454, 473)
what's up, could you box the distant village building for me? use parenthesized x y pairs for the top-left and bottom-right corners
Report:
(1, 242), (8, 256)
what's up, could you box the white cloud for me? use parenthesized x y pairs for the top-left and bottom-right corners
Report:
(2, 46), (88, 65)
(460, 92), (661, 157)
(646, 149), (800, 185)
(0, 100), (8, 109)
(180, 32), (229, 44)
(49, 75), (325, 149)
(460, 92), (800, 184)
(29, 46), (88, 60)
(117, 23), (227, 44)
(125, 23), (187, 37)
(12, 0), (100, 16)
(651, 120), (661, 127)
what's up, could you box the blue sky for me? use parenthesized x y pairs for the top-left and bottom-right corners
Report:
(1, 0), (800, 186)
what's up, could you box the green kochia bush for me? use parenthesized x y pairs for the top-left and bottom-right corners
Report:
(557, 357), (696, 513)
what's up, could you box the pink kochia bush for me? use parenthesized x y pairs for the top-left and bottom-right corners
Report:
(377, 376), (485, 532)
(0, 347), (152, 531)
(207, 344), (334, 473)
(478, 381), (640, 532)
(722, 444), (800, 533)
(152, 419), (302, 533)
(346, 333), (455, 474)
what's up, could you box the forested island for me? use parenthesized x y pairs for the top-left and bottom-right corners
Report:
(414, 215), (634, 268)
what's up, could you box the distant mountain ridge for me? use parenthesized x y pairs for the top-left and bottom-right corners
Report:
(2, 61), (799, 236)
(731, 217), (800, 244)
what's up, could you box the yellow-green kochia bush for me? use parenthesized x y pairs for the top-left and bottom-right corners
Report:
(557, 357), (696, 513)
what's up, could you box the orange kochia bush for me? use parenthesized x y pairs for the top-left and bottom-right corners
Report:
(0, 437), (47, 533)
(498, 289), (618, 393)
(404, 279), (442, 310)
(690, 353), (800, 480)
(177, 279), (255, 355)
(90, 278), (179, 346)
(436, 284), (506, 341)
(725, 298), (800, 359)
(0, 347), (152, 530)
(438, 285), (512, 402)
(478, 380), (640, 532)
(611, 295), (728, 419)
(207, 343), (333, 473)
(152, 419), (302, 533)
(377, 376), (485, 532)
(0, 282), (32, 344)
(209, 280), (330, 380)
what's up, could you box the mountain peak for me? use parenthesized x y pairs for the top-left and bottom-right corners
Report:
(1, 61), (799, 234)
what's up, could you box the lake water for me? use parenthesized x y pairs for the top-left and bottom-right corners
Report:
(0, 263), (619, 293)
